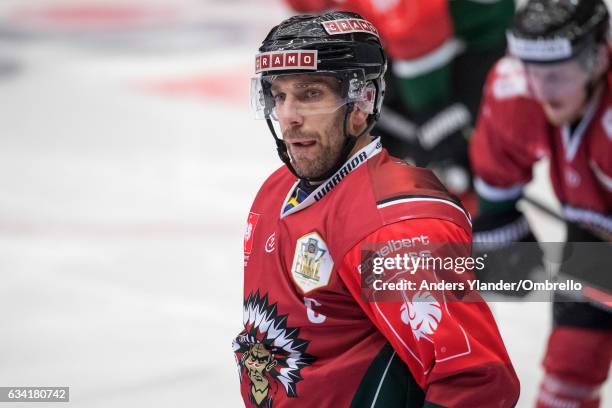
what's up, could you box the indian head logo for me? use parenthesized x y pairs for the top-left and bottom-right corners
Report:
(400, 291), (442, 342)
(291, 232), (334, 294)
(233, 292), (315, 407)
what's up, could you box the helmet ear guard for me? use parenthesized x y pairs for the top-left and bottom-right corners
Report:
(353, 80), (377, 115)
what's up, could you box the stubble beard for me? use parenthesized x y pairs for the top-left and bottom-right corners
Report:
(285, 114), (346, 180)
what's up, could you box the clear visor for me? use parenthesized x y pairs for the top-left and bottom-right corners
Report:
(250, 70), (375, 120)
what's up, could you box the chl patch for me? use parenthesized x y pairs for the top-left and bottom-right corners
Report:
(255, 50), (317, 74)
(291, 232), (333, 294)
(321, 18), (379, 37)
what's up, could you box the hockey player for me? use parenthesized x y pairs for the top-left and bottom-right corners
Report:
(233, 11), (519, 407)
(470, 0), (612, 406)
(283, 0), (515, 214)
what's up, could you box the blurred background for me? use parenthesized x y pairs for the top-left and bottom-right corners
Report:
(0, 0), (608, 407)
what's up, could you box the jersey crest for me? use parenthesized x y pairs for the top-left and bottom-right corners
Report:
(233, 291), (316, 406)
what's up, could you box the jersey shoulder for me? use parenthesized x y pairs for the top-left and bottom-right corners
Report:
(483, 57), (548, 114)
(365, 150), (472, 233)
(478, 57), (549, 143)
(485, 57), (531, 101)
(367, 150), (452, 200)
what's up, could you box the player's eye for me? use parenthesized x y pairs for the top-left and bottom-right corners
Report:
(305, 89), (321, 99)
(272, 93), (285, 103)
(294, 88), (323, 103)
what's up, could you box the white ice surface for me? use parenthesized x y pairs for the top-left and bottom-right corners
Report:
(0, 1), (609, 407)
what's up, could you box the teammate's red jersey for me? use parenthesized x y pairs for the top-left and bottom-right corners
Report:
(233, 137), (519, 407)
(471, 57), (612, 233)
(284, 0), (451, 60)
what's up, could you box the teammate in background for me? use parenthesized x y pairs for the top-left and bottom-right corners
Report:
(470, 0), (612, 406)
(283, 0), (515, 214)
(233, 11), (519, 407)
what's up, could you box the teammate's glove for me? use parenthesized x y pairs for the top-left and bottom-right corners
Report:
(418, 103), (472, 196)
(376, 103), (473, 195)
(473, 208), (544, 297)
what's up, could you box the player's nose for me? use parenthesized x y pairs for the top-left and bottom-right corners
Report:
(276, 97), (303, 126)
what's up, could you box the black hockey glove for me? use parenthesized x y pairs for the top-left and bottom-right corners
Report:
(376, 102), (473, 196)
(473, 207), (544, 297)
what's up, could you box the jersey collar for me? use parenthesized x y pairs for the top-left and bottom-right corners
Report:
(280, 137), (383, 218)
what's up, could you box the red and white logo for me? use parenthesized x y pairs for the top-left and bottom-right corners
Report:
(321, 18), (379, 37)
(265, 232), (276, 253)
(255, 50), (317, 74)
(244, 212), (260, 255)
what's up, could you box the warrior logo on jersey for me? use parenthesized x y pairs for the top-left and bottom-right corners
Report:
(400, 291), (442, 342)
(233, 291), (315, 407)
(291, 232), (334, 294)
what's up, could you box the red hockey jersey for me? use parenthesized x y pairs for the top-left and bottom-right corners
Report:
(233, 138), (519, 407)
(283, 0), (451, 60)
(471, 57), (612, 233)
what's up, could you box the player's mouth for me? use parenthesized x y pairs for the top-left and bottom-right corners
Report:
(289, 139), (316, 146)
(288, 139), (318, 151)
(545, 100), (563, 110)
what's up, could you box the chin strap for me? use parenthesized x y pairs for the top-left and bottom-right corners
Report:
(266, 118), (296, 174)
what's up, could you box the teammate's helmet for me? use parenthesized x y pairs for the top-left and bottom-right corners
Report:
(252, 11), (387, 122)
(507, 0), (609, 64)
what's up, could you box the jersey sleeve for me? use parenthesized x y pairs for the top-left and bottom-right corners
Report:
(336, 217), (519, 407)
(470, 58), (547, 204)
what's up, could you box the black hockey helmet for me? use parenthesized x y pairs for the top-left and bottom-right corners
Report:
(507, 0), (609, 64)
(257, 11), (386, 82)
(252, 11), (387, 182)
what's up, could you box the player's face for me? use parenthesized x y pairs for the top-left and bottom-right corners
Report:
(525, 60), (590, 126)
(271, 75), (347, 179)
